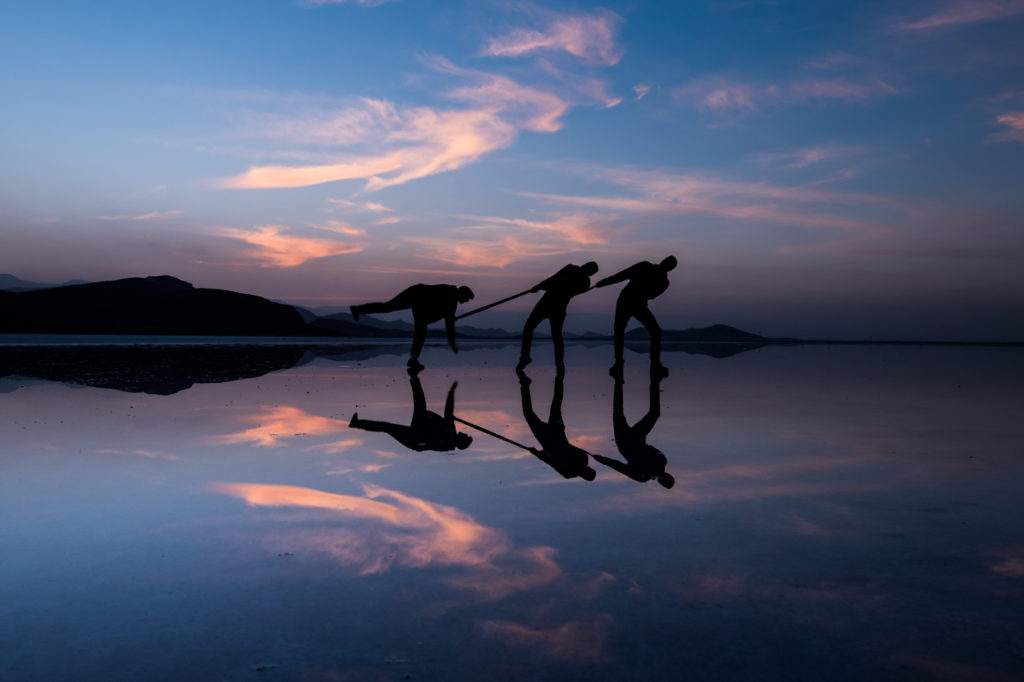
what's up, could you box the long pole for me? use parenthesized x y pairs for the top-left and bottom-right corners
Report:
(454, 289), (533, 320)
(453, 416), (533, 452)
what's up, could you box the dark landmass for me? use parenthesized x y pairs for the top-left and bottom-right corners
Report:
(0, 344), (313, 395)
(0, 276), (328, 336)
(0, 273), (89, 292)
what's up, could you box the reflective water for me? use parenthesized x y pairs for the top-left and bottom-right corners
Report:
(2, 342), (1023, 681)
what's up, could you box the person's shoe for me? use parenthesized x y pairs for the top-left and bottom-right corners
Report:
(609, 362), (624, 379)
(350, 305), (360, 322)
(349, 413), (359, 427)
(515, 355), (531, 371)
(407, 358), (425, 373)
(651, 363), (669, 378)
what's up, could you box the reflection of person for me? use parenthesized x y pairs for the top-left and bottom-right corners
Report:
(592, 375), (674, 488)
(351, 284), (474, 371)
(517, 368), (596, 481)
(517, 262), (598, 371)
(594, 256), (676, 377)
(349, 377), (472, 452)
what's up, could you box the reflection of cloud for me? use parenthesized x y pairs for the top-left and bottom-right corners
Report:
(483, 8), (622, 65)
(93, 448), (179, 461)
(755, 144), (865, 169)
(215, 482), (562, 598)
(991, 548), (1024, 576)
(216, 225), (365, 267)
(898, 0), (1024, 30)
(215, 406), (347, 446)
(478, 614), (614, 661)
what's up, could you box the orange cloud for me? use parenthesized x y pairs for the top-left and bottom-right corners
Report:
(994, 111), (1024, 143)
(215, 406), (348, 446)
(214, 482), (563, 598)
(483, 10), (623, 65)
(217, 225), (365, 267)
(217, 153), (404, 189)
(478, 614), (614, 661)
(898, 0), (1024, 30)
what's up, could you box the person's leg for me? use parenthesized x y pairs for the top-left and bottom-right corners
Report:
(355, 287), (416, 317)
(634, 305), (666, 376)
(518, 307), (544, 369)
(409, 314), (426, 370)
(551, 312), (566, 367)
(611, 296), (631, 373)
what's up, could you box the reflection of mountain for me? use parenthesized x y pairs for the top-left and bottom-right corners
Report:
(312, 312), (519, 339)
(0, 345), (310, 395)
(626, 324), (767, 359)
(0, 275), (325, 336)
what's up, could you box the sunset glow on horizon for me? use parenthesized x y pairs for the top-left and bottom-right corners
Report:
(2, 1), (1023, 340)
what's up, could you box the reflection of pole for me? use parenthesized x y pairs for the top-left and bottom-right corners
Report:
(454, 290), (532, 320)
(453, 416), (533, 452)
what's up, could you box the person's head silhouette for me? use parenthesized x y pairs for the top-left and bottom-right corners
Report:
(580, 466), (597, 481)
(657, 472), (675, 489)
(582, 261), (599, 276)
(457, 286), (475, 303)
(660, 255), (677, 271)
(455, 432), (473, 450)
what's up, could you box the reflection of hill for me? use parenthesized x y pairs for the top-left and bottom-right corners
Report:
(312, 312), (519, 339)
(0, 276), (325, 336)
(0, 345), (311, 395)
(626, 323), (766, 359)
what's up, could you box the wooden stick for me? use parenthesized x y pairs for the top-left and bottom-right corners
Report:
(453, 416), (533, 451)
(454, 289), (533, 320)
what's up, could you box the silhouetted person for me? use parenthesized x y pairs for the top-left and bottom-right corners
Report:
(592, 375), (674, 488)
(348, 377), (472, 452)
(517, 262), (598, 371)
(594, 256), (677, 378)
(352, 283), (474, 371)
(517, 368), (596, 481)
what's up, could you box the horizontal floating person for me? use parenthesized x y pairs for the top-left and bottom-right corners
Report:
(351, 283), (475, 372)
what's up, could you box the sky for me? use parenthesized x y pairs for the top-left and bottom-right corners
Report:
(2, 0), (1023, 341)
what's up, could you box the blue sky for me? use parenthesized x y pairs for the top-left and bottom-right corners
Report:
(2, 0), (1023, 339)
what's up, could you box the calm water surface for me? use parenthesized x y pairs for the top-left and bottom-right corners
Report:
(2, 343), (1022, 681)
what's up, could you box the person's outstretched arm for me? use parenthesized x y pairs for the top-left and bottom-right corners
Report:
(595, 263), (638, 288)
(445, 311), (459, 353)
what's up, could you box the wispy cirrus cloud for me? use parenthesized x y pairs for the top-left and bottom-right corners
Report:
(216, 225), (366, 267)
(898, 0), (1024, 30)
(96, 210), (182, 221)
(993, 111), (1024, 142)
(304, 0), (396, 6)
(405, 212), (616, 268)
(755, 144), (866, 169)
(676, 76), (898, 112)
(216, 62), (575, 191)
(482, 8), (623, 65)
(523, 164), (910, 235)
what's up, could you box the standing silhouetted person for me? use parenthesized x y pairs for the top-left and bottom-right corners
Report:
(348, 377), (472, 452)
(594, 256), (676, 378)
(352, 283), (474, 371)
(517, 368), (596, 481)
(517, 261), (598, 371)
(592, 375), (674, 488)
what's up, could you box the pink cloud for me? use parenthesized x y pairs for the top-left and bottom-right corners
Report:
(96, 210), (182, 221)
(478, 614), (614, 661)
(482, 10), (623, 65)
(756, 144), (866, 169)
(216, 225), (365, 268)
(993, 111), (1024, 142)
(898, 0), (1024, 30)
(675, 76), (897, 112)
(216, 70), (572, 191)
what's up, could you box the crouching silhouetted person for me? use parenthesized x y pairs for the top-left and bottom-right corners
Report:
(518, 261), (598, 371)
(594, 256), (676, 378)
(352, 283), (474, 371)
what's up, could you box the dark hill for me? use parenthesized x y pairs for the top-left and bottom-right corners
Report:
(0, 275), (327, 336)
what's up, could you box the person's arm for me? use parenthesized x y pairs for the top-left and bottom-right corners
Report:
(531, 265), (570, 293)
(594, 264), (638, 288)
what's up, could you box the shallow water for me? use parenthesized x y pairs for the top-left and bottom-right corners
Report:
(2, 342), (1023, 681)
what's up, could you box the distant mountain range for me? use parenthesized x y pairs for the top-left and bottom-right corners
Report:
(0, 274), (771, 343)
